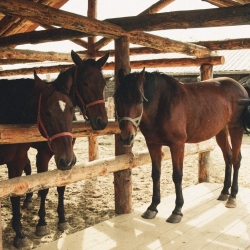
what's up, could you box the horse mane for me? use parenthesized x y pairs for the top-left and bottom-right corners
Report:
(114, 71), (177, 105)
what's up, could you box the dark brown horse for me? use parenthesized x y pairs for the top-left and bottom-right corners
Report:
(114, 68), (250, 224)
(0, 70), (76, 248)
(2, 51), (109, 248)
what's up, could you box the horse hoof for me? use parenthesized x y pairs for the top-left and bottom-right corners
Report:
(226, 196), (236, 208)
(22, 201), (32, 210)
(141, 209), (157, 219)
(14, 236), (33, 249)
(35, 225), (50, 236)
(217, 193), (229, 201)
(58, 221), (70, 231)
(166, 213), (182, 223)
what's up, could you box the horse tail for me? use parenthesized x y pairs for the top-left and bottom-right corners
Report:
(238, 99), (250, 134)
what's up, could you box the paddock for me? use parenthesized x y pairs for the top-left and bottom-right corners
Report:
(34, 183), (250, 250)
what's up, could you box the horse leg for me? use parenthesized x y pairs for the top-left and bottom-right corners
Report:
(226, 126), (244, 208)
(22, 157), (33, 209)
(34, 143), (53, 236)
(7, 154), (33, 248)
(141, 143), (162, 220)
(57, 186), (70, 231)
(215, 129), (233, 201)
(166, 143), (185, 224)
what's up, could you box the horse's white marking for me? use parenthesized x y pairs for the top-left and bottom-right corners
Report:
(58, 100), (66, 112)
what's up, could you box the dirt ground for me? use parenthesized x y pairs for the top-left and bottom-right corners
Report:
(1, 120), (250, 249)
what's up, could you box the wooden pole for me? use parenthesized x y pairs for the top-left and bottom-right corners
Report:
(87, 0), (99, 164)
(198, 64), (214, 183)
(114, 36), (132, 214)
(0, 200), (2, 250)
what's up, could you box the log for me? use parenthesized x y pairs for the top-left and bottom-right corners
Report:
(114, 36), (132, 214)
(0, 0), (68, 37)
(203, 0), (241, 7)
(0, 121), (120, 144)
(0, 28), (88, 48)
(0, 0), (212, 57)
(94, 0), (174, 52)
(0, 56), (224, 77)
(0, 138), (216, 199)
(198, 63), (214, 183)
(106, 4), (250, 31)
(0, 47), (75, 62)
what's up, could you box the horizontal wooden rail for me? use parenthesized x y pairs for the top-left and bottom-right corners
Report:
(0, 138), (216, 199)
(0, 120), (119, 144)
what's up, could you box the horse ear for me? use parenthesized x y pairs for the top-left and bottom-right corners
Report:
(34, 71), (46, 92)
(118, 68), (125, 83)
(71, 50), (82, 67)
(96, 52), (110, 68)
(137, 67), (145, 88)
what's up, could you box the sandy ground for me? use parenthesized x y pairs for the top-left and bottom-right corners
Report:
(1, 120), (250, 249)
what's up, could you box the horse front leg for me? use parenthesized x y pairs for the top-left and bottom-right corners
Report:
(22, 158), (33, 209)
(34, 142), (53, 236)
(141, 143), (162, 219)
(166, 143), (185, 224)
(57, 186), (69, 231)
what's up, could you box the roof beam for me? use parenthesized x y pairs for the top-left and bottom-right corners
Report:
(0, 28), (88, 48)
(0, 56), (225, 77)
(0, 0), (213, 58)
(106, 4), (250, 31)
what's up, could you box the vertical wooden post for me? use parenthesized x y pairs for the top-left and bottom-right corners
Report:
(87, 0), (99, 163)
(114, 37), (132, 214)
(198, 64), (213, 183)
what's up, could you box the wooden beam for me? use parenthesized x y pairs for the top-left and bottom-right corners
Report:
(0, 56), (225, 77)
(0, 121), (120, 144)
(0, 47), (87, 62)
(106, 4), (250, 31)
(0, 0), (212, 57)
(94, 0), (175, 51)
(202, 0), (241, 7)
(0, 139), (216, 199)
(0, 28), (88, 48)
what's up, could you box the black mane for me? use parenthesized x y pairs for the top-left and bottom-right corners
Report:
(114, 71), (177, 105)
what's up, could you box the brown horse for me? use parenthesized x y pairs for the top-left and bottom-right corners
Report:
(114, 68), (250, 224)
(8, 51), (109, 248)
(0, 71), (76, 248)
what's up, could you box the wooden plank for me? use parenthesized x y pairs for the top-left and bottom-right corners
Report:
(37, 183), (247, 250)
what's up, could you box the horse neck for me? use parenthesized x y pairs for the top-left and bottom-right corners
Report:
(0, 79), (39, 124)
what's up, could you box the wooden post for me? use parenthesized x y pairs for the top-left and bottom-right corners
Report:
(114, 36), (132, 214)
(87, 0), (99, 164)
(198, 63), (213, 183)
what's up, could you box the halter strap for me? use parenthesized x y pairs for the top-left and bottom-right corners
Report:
(37, 93), (73, 152)
(73, 67), (105, 120)
(117, 104), (143, 133)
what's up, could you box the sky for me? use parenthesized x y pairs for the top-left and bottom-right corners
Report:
(15, 0), (250, 53)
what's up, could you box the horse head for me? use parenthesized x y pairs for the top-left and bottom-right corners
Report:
(115, 68), (146, 147)
(34, 71), (76, 170)
(71, 50), (109, 130)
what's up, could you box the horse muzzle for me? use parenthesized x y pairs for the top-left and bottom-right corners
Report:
(119, 133), (135, 147)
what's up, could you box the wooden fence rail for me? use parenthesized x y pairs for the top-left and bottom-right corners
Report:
(0, 138), (216, 199)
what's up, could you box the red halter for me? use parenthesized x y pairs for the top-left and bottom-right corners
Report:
(73, 67), (105, 120)
(37, 93), (73, 152)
